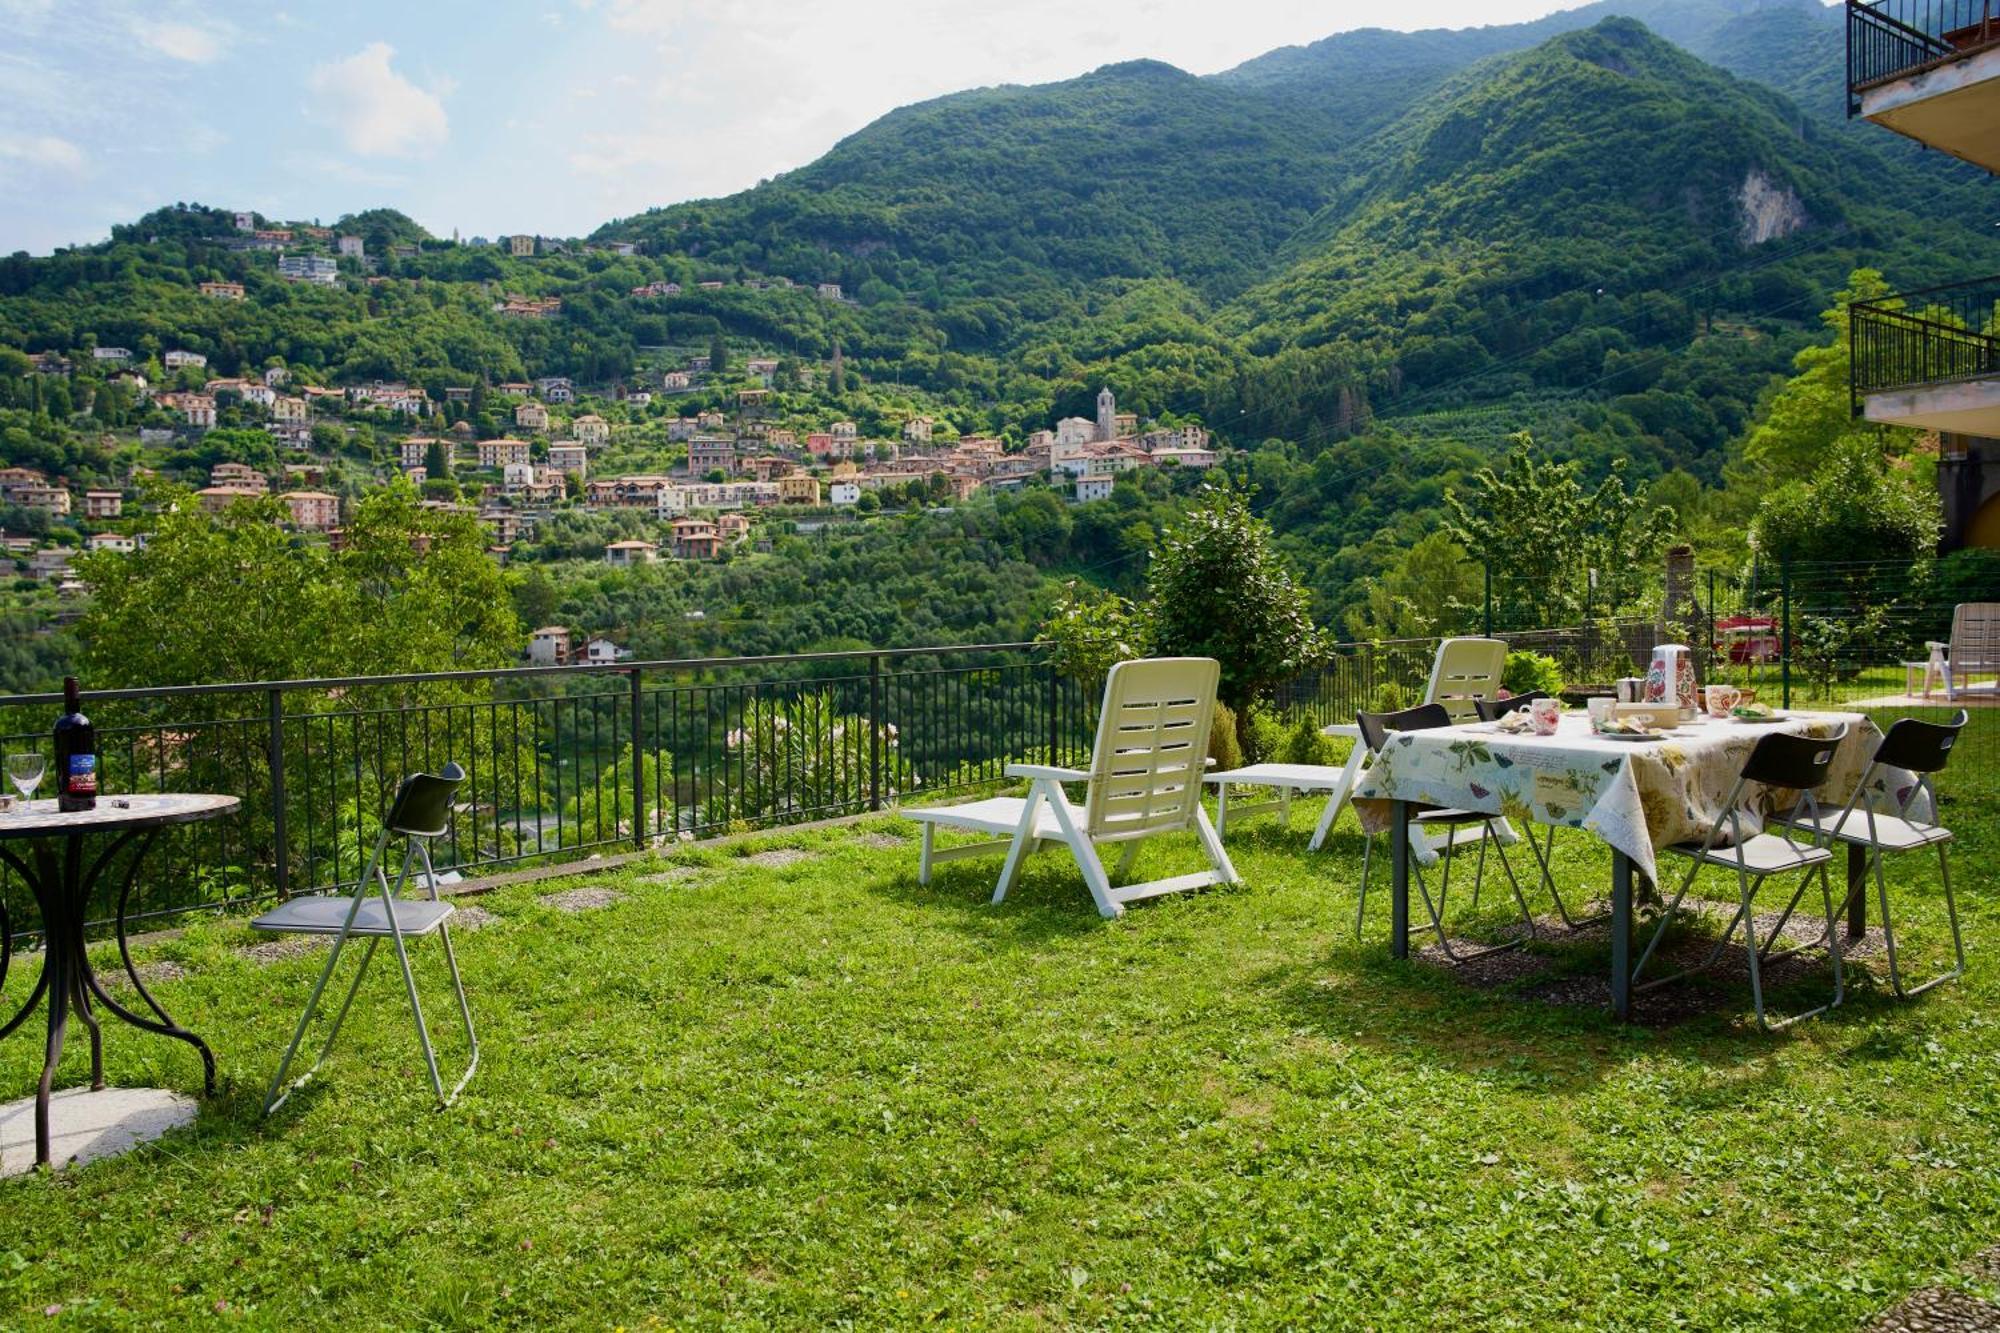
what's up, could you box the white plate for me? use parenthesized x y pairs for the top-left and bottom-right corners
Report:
(1730, 713), (1789, 724)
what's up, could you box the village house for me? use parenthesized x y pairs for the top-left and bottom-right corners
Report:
(829, 480), (861, 507)
(743, 457), (792, 483)
(1075, 476), (1116, 503)
(476, 438), (533, 470)
(687, 437), (736, 475)
(902, 417), (934, 444)
(604, 539), (658, 566)
(83, 490), (122, 519)
(164, 349), (207, 372)
(18, 485), (71, 516)
(195, 485), (262, 514)
(536, 377), (574, 403)
(526, 626), (572, 666)
(661, 370), (691, 392)
(816, 283), (842, 301)
(581, 636), (628, 665)
(627, 390), (652, 408)
(263, 366), (290, 386)
(211, 462), (269, 493)
(587, 476), (676, 509)
(277, 255), (338, 286)
(87, 532), (137, 554)
(507, 235), (536, 257)
(400, 438), (439, 470)
(29, 548), (75, 580)
(108, 369), (151, 398)
(515, 400), (551, 432)
(272, 395), (310, 424)
(697, 410), (726, 429)
(717, 512), (752, 544)
(778, 475), (821, 505)
(91, 346), (132, 362)
(502, 462), (537, 493)
(736, 388), (769, 407)
(669, 518), (721, 560)
(282, 491), (340, 531)
(548, 444), (588, 476)
(0, 467), (47, 499)
(199, 281), (245, 300)
(480, 508), (521, 545)
(337, 235), (365, 258)
(30, 352), (71, 375)
(573, 413), (610, 445)
(240, 383), (277, 409)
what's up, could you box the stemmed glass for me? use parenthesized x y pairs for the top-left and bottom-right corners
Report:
(6, 752), (46, 805)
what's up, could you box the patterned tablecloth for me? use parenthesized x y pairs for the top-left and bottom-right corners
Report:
(1352, 710), (1921, 886)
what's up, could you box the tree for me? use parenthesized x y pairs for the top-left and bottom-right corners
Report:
(708, 333), (730, 375)
(1741, 270), (1921, 479)
(1752, 437), (1940, 571)
(423, 438), (451, 478)
(75, 483), (519, 688)
(1143, 482), (1325, 711)
(1444, 434), (1675, 626)
(1344, 530), (1481, 641)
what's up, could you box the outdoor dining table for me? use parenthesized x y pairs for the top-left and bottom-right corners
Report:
(1352, 710), (1917, 1020)
(0, 794), (236, 1167)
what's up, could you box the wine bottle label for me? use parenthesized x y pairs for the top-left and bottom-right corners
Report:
(66, 754), (97, 794)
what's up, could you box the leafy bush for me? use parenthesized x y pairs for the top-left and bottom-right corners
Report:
(1277, 714), (1336, 767)
(1241, 705), (1285, 766)
(1369, 681), (1412, 713)
(1038, 578), (1143, 683)
(1502, 650), (1564, 698)
(1207, 701), (1244, 773)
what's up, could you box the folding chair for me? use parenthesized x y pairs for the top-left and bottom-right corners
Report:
(908, 657), (1239, 919)
(1473, 693), (1606, 932)
(258, 764), (478, 1114)
(1778, 710), (1967, 999)
(1354, 703), (1535, 962)
(1632, 729), (1848, 1032)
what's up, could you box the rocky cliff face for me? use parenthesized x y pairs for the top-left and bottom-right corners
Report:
(1738, 168), (1810, 246)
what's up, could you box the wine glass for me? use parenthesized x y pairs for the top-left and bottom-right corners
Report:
(6, 753), (46, 803)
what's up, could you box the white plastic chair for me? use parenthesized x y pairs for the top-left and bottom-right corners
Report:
(1426, 637), (1509, 721)
(1933, 604), (2000, 702)
(908, 658), (1240, 918)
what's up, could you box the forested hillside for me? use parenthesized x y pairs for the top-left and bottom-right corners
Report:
(1, 4), (1992, 686)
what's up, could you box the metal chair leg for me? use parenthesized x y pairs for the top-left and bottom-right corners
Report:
(265, 830), (393, 1115)
(1879, 839), (1965, 1000)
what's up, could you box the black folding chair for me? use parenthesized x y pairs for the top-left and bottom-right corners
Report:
(1632, 728), (1848, 1032)
(1778, 710), (1967, 999)
(1355, 704), (1535, 962)
(257, 764), (478, 1113)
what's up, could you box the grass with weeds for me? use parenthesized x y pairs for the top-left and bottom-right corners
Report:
(1, 729), (1998, 1327)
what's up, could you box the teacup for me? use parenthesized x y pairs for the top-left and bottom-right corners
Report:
(1703, 684), (1741, 719)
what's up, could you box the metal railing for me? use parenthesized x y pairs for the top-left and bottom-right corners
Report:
(1850, 275), (2000, 407)
(5, 555), (1997, 945)
(1848, 0), (2000, 109)
(0, 643), (1102, 943)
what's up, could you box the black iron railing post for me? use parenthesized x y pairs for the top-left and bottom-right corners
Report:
(1483, 565), (1494, 638)
(267, 686), (288, 899)
(1706, 569), (1718, 681)
(629, 666), (645, 847)
(1047, 659), (1061, 765)
(1781, 558), (1794, 710)
(868, 655), (883, 811)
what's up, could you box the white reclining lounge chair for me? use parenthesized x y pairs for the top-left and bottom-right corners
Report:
(907, 657), (1241, 919)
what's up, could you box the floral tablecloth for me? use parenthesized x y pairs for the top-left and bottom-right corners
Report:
(1352, 710), (1922, 886)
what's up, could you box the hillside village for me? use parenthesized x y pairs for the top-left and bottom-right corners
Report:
(0, 210), (1220, 660)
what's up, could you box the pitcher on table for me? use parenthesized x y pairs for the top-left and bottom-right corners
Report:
(1645, 644), (1697, 718)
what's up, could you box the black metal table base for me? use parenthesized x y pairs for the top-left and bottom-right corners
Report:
(0, 828), (215, 1168)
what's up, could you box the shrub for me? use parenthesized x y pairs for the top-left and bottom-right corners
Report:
(1278, 714), (1336, 767)
(1240, 705), (1285, 766)
(1369, 681), (1412, 713)
(1207, 701), (1244, 772)
(1503, 650), (1564, 698)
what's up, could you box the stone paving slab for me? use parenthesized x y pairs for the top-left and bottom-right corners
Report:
(539, 887), (626, 913)
(1862, 1285), (2000, 1332)
(0, 1086), (196, 1177)
(742, 848), (816, 868)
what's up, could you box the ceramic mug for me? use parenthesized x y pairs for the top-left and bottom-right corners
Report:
(1616, 677), (1646, 703)
(1587, 697), (1615, 726)
(1529, 696), (1562, 736)
(1703, 684), (1741, 719)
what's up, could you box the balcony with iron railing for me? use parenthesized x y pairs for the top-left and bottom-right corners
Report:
(1847, 0), (2000, 170)
(1850, 274), (2000, 434)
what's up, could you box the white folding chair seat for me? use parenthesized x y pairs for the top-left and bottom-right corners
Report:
(1785, 810), (1952, 852)
(254, 895), (457, 937)
(1669, 832), (1833, 876)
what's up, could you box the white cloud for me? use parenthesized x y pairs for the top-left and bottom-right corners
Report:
(132, 19), (226, 63)
(0, 133), (84, 172)
(306, 42), (449, 158)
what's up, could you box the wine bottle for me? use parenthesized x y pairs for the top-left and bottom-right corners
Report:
(54, 676), (97, 812)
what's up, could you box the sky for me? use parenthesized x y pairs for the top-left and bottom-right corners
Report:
(0, 0), (1635, 255)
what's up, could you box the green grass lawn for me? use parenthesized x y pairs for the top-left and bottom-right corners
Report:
(2, 731), (1998, 1328)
